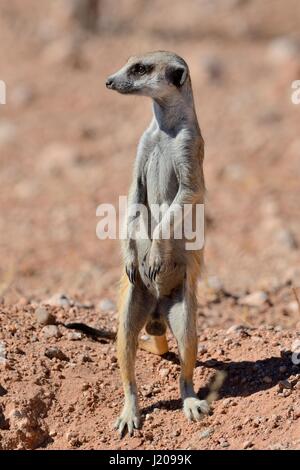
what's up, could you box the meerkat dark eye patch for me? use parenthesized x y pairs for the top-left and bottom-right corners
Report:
(129, 63), (154, 76)
(165, 65), (187, 88)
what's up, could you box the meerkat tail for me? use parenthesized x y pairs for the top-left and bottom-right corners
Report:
(139, 333), (169, 355)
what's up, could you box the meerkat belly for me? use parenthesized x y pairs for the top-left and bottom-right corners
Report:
(136, 147), (186, 295)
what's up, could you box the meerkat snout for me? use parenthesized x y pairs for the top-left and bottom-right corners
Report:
(106, 51), (190, 98)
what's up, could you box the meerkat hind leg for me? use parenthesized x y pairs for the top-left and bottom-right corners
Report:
(115, 283), (155, 436)
(167, 286), (210, 421)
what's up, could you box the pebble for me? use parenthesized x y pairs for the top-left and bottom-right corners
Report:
(278, 380), (292, 390)
(98, 298), (116, 312)
(35, 307), (56, 326)
(226, 324), (247, 334)
(66, 331), (83, 341)
(159, 368), (169, 378)
(219, 439), (229, 448)
(207, 275), (224, 291)
(44, 347), (68, 361)
(42, 293), (74, 308)
(198, 345), (208, 354)
(41, 325), (61, 339)
(238, 291), (268, 307)
(200, 427), (214, 439)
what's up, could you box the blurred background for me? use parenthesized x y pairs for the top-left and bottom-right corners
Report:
(0, 0), (300, 318)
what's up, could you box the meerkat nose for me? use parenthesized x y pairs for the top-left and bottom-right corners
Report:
(106, 77), (115, 89)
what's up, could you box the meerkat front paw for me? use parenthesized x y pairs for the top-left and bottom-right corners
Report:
(183, 397), (210, 422)
(147, 241), (175, 281)
(114, 406), (140, 437)
(124, 252), (138, 284)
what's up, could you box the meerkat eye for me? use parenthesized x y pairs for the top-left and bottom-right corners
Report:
(131, 64), (147, 76)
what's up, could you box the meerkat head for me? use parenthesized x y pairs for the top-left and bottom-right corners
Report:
(106, 51), (189, 99)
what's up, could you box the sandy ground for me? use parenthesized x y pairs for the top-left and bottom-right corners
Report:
(0, 0), (300, 450)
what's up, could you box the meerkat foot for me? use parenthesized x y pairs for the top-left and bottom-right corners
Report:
(183, 397), (210, 422)
(114, 405), (140, 437)
(139, 334), (168, 355)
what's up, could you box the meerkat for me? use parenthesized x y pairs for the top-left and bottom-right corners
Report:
(106, 51), (208, 436)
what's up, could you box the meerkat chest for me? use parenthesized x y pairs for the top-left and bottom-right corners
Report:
(145, 139), (178, 204)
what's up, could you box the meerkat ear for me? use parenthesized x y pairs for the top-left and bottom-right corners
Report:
(165, 64), (188, 88)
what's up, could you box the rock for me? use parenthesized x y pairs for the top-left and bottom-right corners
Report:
(278, 380), (292, 391)
(42, 293), (74, 308)
(219, 439), (229, 448)
(41, 325), (61, 339)
(198, 345), (208, 354)
(226, 324), (247, 334)
(44, 347), (68, 361)
(7, 395), (49, 449)
(200, 427), (214, 439)
(0, 120), (17, 147)
(159, 368), (169, 378)
(66, 331), (83, 341)
(98, 298), (116, 312)
(238, 291), (268, 307)
(276, 229), (298, 250)
(39, 144), (81, 174)
(35, 307), (56, 326)
(207, 276), (224, 291)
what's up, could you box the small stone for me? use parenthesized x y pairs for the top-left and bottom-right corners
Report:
(35, 307), (56, 326)
(159, 368), (169, 378)
(42, 293), (74, 308)
(282, 389), (292, 397)
(238, 291), (268, 307)
(276, 229), (298, 250)
(200, 427), (214, 439)
(98, 298), (116, 312)
(66, 331), (83, 341)
(207, 276), (223, 291)
(226, 324), (247, 334)
(278, 380), (292, 390)
(45, 347), (68, 361)
(41, 325), (61, 339)
(219, 439), (229, 448)
(198, 345), (207, 354)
